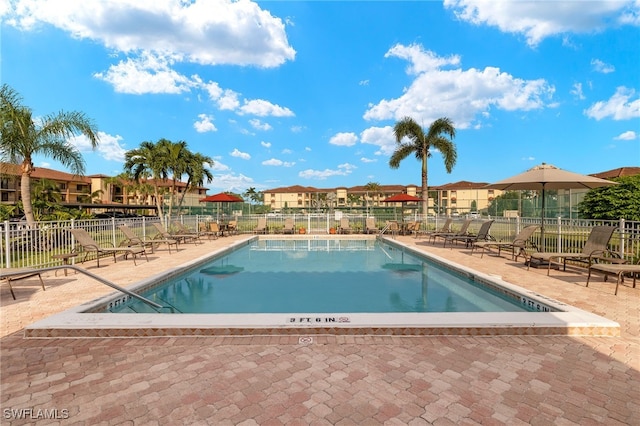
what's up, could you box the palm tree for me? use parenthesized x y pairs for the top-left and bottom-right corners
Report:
(364, 181), (381, 214)
(0, 84), (100, 226)
(176, 151), (214, 211)
(389, 117), (457, 219)
(124, 140), (169, 217)
(161, 139), (189, 218)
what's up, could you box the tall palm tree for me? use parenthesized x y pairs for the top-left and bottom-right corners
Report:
(176, 151), (214, 211)
(161, 139), (189, 218)
(364, 181), (381, 214)
(0, 84), (100, 226)
(124, 140), (169, 217)
(389, 117), (457, 219)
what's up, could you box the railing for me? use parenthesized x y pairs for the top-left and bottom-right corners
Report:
(2, 214), (639, 269)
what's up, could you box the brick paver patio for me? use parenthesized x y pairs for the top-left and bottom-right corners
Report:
(1, 235), (638, 424)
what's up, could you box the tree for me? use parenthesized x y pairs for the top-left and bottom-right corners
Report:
(389, 117), (456, 220)
(578, 175), (640, 221)
(124, 140), (169, 217)
(176, 151), (214, 211)
(0, 84), (100, 226)
(364, 181), (381, 214)
(161, 139), (189, 218)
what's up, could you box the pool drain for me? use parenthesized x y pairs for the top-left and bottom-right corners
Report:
(298, 336), (313, 345)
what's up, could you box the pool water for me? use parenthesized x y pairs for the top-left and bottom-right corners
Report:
(108, 238), (535, 314)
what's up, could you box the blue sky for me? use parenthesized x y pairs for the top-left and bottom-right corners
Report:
(2, 0), (639, 193)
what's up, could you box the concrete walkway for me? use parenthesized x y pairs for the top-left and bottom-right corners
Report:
(1, 235), (638, 424)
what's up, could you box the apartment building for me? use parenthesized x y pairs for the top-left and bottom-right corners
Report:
(0, 163), (208, 214)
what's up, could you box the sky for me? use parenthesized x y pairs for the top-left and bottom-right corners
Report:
(1, 0), (639, 194)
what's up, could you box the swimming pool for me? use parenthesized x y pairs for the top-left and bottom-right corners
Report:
(107, 238), (537, 314)
(24, 235), (620, 338)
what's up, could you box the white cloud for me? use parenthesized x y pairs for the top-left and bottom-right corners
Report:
(570, 83), (585, 100)
(329, 132), (358, 147)
(194, 114), (217, 133)
(209, 157), (230, 172)
(281, 149), (293, 154)
(249, 119), (273, 131)
(217, 90), (241, 111)
(614, 130), (637, 140)
(361, 157), (377, 163)
(359, 126), (396, 156)
(262, 158), (295, 167)
(94, 52), (195, 94)
(584, 87), (640, 120)
(209, 173), (256, 193)
(298, 163), (356, 180)
(444, 0), (636, 47)
(291, 125), (304, 133)
(261, 141), (272, 148)
(230, 149), (251, 160)
(591, 59), (615, 74)
(238, 99), (295, 117)
(365, 44), (555, 129)
(5, 0), (295, 67)
(70, 131), (126, 162)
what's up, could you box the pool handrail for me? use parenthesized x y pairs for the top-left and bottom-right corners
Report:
(2, 265), (167, 311)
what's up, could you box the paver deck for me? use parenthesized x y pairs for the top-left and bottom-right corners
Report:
(1, 235), (638, 424)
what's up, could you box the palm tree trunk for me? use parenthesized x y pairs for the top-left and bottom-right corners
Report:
(21, 170), (36, 226)
(421, 154), (428, 222)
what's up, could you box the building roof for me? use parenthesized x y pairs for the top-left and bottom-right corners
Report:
(432, 181), (491, 190)
(1, 163), (91, 183)
(590, 167), (640, 179)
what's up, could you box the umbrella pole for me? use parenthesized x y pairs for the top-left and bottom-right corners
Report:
(540, 186), (546, 252)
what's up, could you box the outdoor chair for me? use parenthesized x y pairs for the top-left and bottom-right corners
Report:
(428, 219), (472, 246)
(365, 217), (379, 234)
(227, 220), (238, 235)
(587, 258), (640, 295)
(69, 228), (148, 267)
(283, 218), (296, 234)
(415, 218), (452, 239)
(119, 224), (179, 253)
(198, 222), (219, 240)
(472, 225), (539, 261)
(1, 268), (46, 300)
(338, 218), (352, 234)
(528, 225), (617, 275)
(254, 218), (268, 234)
(444, 220), (494, 249)
(172, 221), (202, 237)
(153, 222), (200, 245)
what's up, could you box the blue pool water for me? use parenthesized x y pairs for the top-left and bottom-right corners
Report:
(108, 238), (535, 314)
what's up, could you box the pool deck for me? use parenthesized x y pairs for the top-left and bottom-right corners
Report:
(1, 234), (638, 423)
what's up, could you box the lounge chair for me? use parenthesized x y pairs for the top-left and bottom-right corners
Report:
(208, 222), (223, 238)
(365, 217), (379, 234)
(282, 218), (296, 234)
(338, 218), (352, 234)
(472, 225), (539, 260)
(1, 268), (46, 300)
(444, 220), (494, 248)
(172, 221), (202, 239)
(153, 222), (200, 245)
(587, 259), (640, 295)
(254, 218), (268, 234)
(119, 224), (179, 253)
(415, 218), (453, 239)
(384, 221), (400, 238)
(428, 219), (472, 246)
(69, 228), (148, 267)
(528, 225), (617, 275)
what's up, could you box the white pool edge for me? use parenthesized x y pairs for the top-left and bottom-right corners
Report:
(24, 236), (620, 338)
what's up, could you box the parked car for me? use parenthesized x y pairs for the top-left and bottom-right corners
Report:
(468, 211), (480, 219)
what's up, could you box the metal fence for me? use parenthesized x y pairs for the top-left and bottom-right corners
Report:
(3, 214), (639, 269)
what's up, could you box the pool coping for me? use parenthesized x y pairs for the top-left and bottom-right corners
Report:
(24, 236), (620, 338)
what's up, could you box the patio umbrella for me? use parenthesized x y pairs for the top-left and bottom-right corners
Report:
(199, 192), (244, 220)
(484, 163), (616, 250)
(381, 193), (422, 227)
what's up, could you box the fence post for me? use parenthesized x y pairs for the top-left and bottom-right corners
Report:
(142, 216), (146, 239)
(556, 217), (562, 252)
(619, 218), (625, 259)
(111, 217), (117, 247)
(3, 220), (9, 268)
